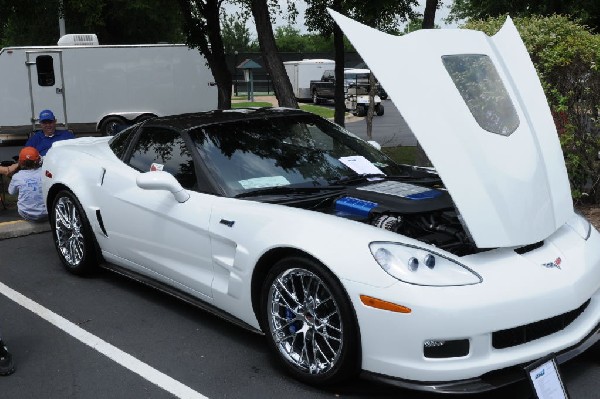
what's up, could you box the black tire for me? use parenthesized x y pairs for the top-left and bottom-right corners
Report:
(356, 105), (367, 117)
(376, 103), (385, 116)
(50, 190), (99, 275)
(99, 116), (127, 136)
(261, 256), (359, 385)
(312, 90), (321, 105)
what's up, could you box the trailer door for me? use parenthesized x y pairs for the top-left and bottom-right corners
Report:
(26, 51), (67, 130)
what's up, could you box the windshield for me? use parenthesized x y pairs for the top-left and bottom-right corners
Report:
(189, 114), (408, 197)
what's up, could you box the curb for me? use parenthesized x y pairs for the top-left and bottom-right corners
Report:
(0, 220), (51, 240)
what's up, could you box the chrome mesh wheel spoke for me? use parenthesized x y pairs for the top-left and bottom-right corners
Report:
(268, 267), (343, 375)
(54, 196), (85, 266)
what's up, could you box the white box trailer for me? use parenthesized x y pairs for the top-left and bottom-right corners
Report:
(284, 59), (335, 101)
(0, 34), (217, 141)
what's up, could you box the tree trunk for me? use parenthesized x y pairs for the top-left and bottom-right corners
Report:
(333, 30), (346, 127)
(177, 0), (232, 109)
(422, 0), (438, 29)
(250, 0), (298, 109)
(415, 0), (438, 166)
(332, 0), (346, 127)
(366, 72), (376, 140)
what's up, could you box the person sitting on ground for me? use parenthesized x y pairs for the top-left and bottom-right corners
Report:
(0, 332), (15, 376)
(0, 162), (18, 177)
(8, 147), (48, 222)
(26, 109), (75, 156)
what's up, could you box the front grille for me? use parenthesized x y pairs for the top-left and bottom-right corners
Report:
(492, 299), (590, 349)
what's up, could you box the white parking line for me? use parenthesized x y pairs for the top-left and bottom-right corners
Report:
(0, 281), (208, 399)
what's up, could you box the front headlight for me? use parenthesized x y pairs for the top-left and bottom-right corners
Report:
(567, 212), (592, 240)
(369, 242), (482, 286)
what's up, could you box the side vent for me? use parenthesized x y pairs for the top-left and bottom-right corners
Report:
(96, 210), (108, 237)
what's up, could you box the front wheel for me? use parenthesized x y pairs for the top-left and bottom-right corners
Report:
(51, 190), (99, 275)
(376, 103), (385, 116)
(312, 90), (321, 105)
(261, 256), (359, 385)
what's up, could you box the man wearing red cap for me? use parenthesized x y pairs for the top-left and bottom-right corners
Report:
(25, 109), (75, 156)
(7, 147), (48, 222)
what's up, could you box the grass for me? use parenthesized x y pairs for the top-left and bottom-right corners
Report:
(230, 100), (336, 120)
(382, 146), (417, 165)
(232, 101), (273, 108)
(299, 104), (335, 119)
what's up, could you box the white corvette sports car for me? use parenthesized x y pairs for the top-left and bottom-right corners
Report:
(42, 13), (600, 393)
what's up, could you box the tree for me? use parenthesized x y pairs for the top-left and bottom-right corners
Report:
(177, 0), (233, 109)
(449, 0), (600, 33)
(305, 1), (416, 128)
(221, 12), (254, 53)
(413, 0), (441, 167)
(422, 0), (440, 29)
(249, 0), (298, 108)
(0, 0), (183, 46)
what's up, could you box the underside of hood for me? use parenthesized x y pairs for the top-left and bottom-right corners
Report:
(329, 10), (573, 248)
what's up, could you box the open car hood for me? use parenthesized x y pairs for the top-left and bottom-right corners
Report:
(329, 10), (573, 248)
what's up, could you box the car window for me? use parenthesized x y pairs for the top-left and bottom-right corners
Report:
(109, 124), (137, 159)
(442, 54), (520, 136)
(127, 127), (197, 190)
(188, 115), (408, 196)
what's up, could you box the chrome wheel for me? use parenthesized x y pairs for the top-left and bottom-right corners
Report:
(54, 196), (85, 267)
(267, 267), (344, 376)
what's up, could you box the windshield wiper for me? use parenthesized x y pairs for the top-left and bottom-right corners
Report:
(235, 185), (345, 199)
(329, 173), (387, 186)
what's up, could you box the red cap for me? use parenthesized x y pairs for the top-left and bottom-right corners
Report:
(19, 146), (41, 163)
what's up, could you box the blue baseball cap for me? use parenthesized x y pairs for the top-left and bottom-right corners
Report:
(39, 109), (55, 122)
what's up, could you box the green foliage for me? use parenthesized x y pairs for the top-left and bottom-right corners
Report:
(0, 0), (183, 46)
(221, 12), (255, 53)
(299, 104), (335, 119)
(465, 15), (600, 203)
(382, 146), (417, 165)
(273, 25), (355, 52)
(304, 0), (417, 36)
(450, 0), (600, 33)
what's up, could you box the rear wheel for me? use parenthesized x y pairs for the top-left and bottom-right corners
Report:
(99, 116), (127, 136)
(261, 256), (359, 385)
(51, 190), (98, 275)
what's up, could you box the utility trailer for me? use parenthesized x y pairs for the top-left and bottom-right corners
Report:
(284, 59), (335, 101)
(0, 34), (217, 141)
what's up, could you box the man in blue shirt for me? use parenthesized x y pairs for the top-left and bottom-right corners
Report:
(25, 109), (75, 156)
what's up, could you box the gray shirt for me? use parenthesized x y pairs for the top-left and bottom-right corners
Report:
(8, 168), (48, 221)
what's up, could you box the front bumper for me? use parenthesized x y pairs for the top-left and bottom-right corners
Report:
(347, 222), (600, 390)
(361, 321), (600, 393)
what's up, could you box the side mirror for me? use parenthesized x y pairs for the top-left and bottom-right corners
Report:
(367, 140), (382, 151)
(136, 171), (190, 203)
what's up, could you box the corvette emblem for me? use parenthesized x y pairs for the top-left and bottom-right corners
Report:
(542, 257), (562, 270)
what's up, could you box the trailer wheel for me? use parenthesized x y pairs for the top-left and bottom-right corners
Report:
(312, 90), (321, 105)
(99, 116), (127, 136)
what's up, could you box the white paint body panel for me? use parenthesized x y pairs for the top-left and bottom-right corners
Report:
(42, 136), (600, 385)
(329, 11), (573, 248)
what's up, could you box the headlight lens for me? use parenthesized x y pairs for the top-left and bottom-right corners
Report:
(567, 212), (592, 240)
(370, 242), (482, 286)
